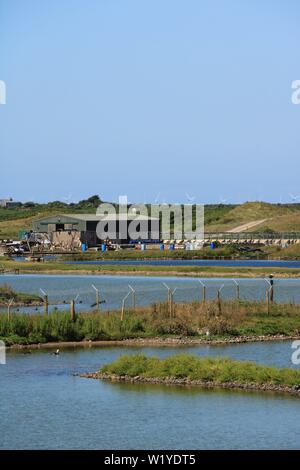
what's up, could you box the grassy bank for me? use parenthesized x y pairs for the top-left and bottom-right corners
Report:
(1, 259), (300, 278)
(62, 245), (253, 261)
(98, 354), (300, 390)
(0, 284), (42, 306)
(2, 299), (300, 346)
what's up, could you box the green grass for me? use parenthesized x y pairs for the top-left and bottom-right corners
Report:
(0, 310), (148, 345)
(0, 284), (42, 305)
(64, 245), (242, 261)
(2, 299), (300, 345)
(2, 259), (300, 277)
(100, 353), (300, 388)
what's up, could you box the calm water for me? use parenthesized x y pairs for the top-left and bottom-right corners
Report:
(67, 259), (300, 267)
(1, 274), (300, 313)
(1, 341), (300, 449)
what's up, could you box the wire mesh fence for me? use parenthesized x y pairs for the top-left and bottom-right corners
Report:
(1, 275), (300, 315)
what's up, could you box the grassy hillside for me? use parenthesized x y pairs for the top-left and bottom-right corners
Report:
(206, 202), (300, 232)
(1, 199), (300, 238)
(0, 196), (103, 239)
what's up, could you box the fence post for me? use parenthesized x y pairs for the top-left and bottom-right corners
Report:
(163, 283), (172, 317)
(121, 291), (131, 321)
(266, 289), (270, 315)
(128, 285), (136, 310)
(70, 300), (76, 322)
(92, 285), (100, 310)
(269, 285), (274, 303)
(217, 290), (222, 315)
(7, 299), (13, 322)
(217, 284), (224, 315)
(40, 288), (49, 315)
(199, 281), (206, 303)
(233, 280), (240, 301)
(121, 299), (125, 321)
(269, 277), (274, 303)
(170, 288), (177, 318)
(44, 295), (49, 315)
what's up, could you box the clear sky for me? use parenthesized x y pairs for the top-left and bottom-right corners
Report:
(0, 0), (300, 204)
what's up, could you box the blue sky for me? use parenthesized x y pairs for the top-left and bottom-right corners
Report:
(0, 0), (299, 204)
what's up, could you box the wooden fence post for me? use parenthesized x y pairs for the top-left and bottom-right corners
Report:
(266, 289), (270, 315)
(202, 285), (206, 303)
(7, 303), (11, 322)
(217, 290), (222, 315)
(44, 295), (49, 315)
(269, 285), (274, 303)
(236, 284), (240, 300)
(70, 300), (75, 322)
(121, 299), (125, 321)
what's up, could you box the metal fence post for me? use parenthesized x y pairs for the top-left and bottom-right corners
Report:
(233, 280), (240, 301)
(121, 291), (131, 321)
(92, 284), (100, 310)
(128, 285), (136, 310)
(199, 281), (206, 303)
(40, 288), (49, 315)
(217, 284), (225, 315)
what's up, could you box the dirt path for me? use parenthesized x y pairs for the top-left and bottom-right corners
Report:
(227, 219), (268, 233)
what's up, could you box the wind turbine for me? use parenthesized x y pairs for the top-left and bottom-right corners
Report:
(185, 192), (196, 204)
(154, 192), (161, 204)
(219, 196), (227, 204)
(62, 193), (73, 204)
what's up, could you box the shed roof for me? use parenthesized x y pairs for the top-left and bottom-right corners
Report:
(34, 213), (159, 223)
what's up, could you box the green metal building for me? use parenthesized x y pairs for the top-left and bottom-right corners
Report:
(32, 213), (160, 246)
